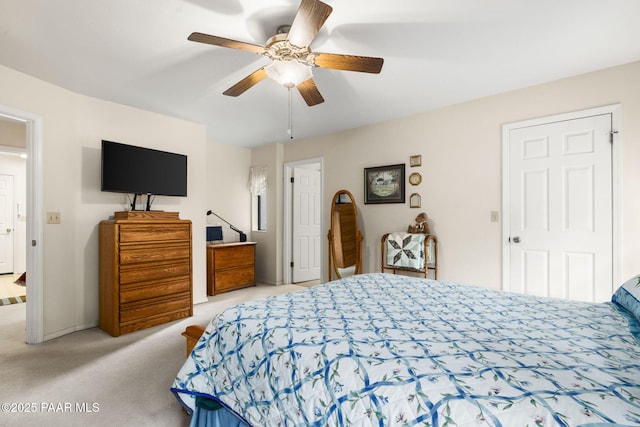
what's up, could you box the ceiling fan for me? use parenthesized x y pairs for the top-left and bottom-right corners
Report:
(188, 0), (384, 106)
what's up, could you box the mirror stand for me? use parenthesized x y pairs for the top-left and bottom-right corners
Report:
(327, 190), (363, 281)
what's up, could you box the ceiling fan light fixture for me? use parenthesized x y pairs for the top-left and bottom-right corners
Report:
(265, 60), (312, 88)
(188, 0), (382, 105)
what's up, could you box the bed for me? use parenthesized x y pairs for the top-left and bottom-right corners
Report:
(171, 273), (640, 426)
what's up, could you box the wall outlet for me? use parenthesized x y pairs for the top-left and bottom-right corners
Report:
(47, 212), (61, 224)
(490, 211), (499, 223)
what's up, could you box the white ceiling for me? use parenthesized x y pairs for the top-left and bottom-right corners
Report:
(1, 0), (640, 148)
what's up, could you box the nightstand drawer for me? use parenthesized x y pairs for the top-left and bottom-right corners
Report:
(215, 246), (255, 269)
(215, 267), (254, 293)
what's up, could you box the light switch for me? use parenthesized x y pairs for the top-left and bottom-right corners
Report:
(490, 211), (499, 223)
(47, 212), (61, 224)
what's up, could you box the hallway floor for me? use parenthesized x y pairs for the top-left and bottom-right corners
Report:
(0, 272), (25, 300)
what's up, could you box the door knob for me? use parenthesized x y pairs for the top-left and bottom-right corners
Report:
(6, 228), (11, 233)
(512, 236), (521, 243)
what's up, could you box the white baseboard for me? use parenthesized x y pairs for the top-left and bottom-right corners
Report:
(43, 321), (99, 341)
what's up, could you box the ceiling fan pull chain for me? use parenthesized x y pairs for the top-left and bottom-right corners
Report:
(288, 87), (294, 140)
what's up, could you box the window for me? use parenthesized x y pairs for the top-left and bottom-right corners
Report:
(257, 193), (266, 231)
(249, 166), (267, 231)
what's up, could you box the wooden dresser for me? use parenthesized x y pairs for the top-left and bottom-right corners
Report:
(207, 242), (256, 295)
(99, 211), (193, 336)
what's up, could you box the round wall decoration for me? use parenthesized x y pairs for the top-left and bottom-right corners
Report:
(409, 172), (422, 186)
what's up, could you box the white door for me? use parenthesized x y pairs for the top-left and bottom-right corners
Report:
(0, 174), (14, 274)
(507, 114), (612, 302)
(292, 167), (321, 283)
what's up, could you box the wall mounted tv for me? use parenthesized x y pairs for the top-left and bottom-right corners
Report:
(101, 140), (187, 210)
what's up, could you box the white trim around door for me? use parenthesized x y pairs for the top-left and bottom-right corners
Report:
(0, 105), (44, 344)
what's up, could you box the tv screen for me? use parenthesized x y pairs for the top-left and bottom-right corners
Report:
(101, 140), (187, 197)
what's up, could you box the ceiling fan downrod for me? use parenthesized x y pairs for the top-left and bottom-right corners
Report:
(288, 87), (294, 140)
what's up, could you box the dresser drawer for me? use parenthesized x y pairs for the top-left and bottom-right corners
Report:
(120, 276), (191, 304)
(215, 246), (255, 269)
(120, 292), (191, 324)
(120, 243), (190, 266)
(215, 267), (254, 293)
(120, 262), (190, 285)
(119, 309), (192, 335)
(119, 224), (190, 243)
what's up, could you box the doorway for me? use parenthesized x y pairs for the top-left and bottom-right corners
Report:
(502, 105), (620, 302)
(0, 105), (44, 344)
(284, 158), (323, 285)
(0, 157), (26, 309)
(0, 174), (17, 274)
(0, 121), (27, 309)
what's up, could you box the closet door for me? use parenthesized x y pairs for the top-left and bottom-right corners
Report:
(507, 113), (613, 302)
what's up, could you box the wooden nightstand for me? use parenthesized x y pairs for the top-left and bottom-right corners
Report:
(206, 242), (256, 295)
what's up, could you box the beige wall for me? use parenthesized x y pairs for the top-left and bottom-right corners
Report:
(279, 60), (640, 289)
(0, 119), (26, 147)
(205, 141), (251, 246)
(0, 64), (208, 339)
(251, 143), (283, 284)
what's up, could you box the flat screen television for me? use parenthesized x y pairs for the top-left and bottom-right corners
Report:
(101, 140), (187, 209)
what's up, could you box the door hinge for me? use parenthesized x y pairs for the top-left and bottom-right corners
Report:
(290, 177), (294, 183)
(290, 261), (294, 268)
(610, 130), (619, 144)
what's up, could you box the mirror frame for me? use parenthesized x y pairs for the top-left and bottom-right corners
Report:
(327, 189), (363, 280)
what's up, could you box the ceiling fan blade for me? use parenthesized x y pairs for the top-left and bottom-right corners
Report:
(223, 67), (268, 97)
(287, 0), (333, 48)
(188, 32), (265, 54)
(314, 53), (384, 74)
(296, 78), (325, 106)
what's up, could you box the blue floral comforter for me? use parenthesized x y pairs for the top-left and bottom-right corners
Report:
(171, 273), (640, 426)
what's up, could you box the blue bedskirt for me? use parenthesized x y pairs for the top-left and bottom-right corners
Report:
(189, 397), (250, 427)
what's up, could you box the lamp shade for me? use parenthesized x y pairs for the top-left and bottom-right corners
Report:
(265, 60), (312, 88)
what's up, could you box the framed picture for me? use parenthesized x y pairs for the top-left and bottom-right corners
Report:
(410, 155), (422, 167)
(409, 172), (422, 186)
(410, 193), (421, 208)
(364, 164), (405, 204)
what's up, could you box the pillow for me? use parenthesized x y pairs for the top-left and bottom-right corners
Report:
(612, 274), (640, 322)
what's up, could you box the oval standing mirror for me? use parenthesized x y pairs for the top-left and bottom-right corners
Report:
(328, 190), (363, 280)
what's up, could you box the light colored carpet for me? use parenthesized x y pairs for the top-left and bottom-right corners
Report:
(0, 284), (305, 427)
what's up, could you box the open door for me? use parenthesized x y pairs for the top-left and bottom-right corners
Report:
(292, 166), (321, 283)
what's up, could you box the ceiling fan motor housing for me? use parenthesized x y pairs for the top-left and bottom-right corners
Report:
(265, 33), (316, 67)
